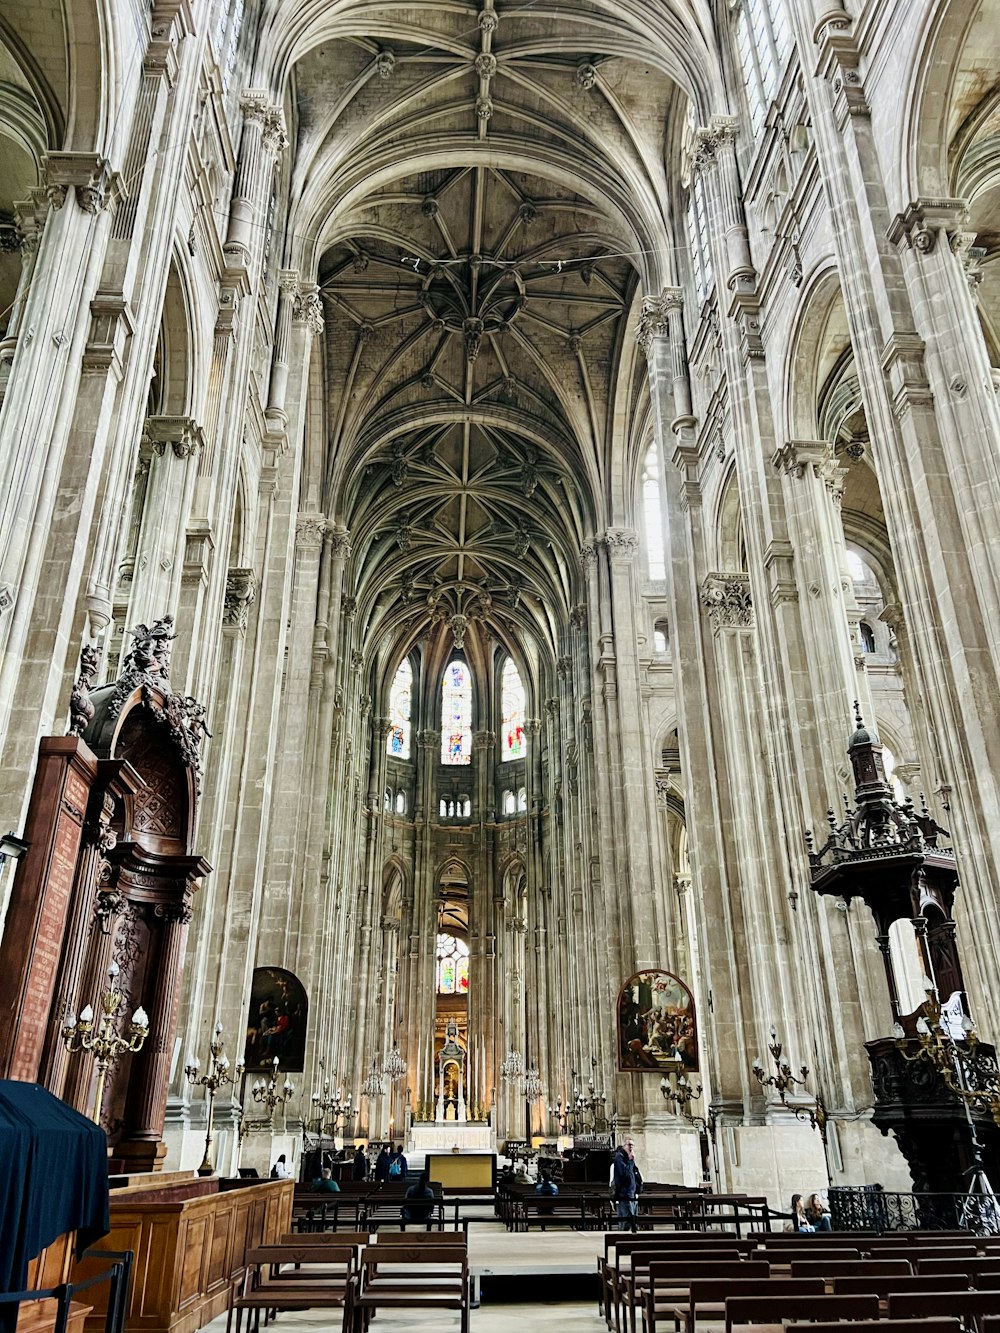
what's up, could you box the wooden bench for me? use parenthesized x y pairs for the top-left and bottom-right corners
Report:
(831, 1273), (976, 1298)
(725, 1291), (879, 1333)
(788, 1259), (913, 1281)
(620, 1253), (756, 1333)
(601, 1234), (750, 1329)
(666, 1276), (824, 1333)
(784, 1319), (961, 1333)
(228, 1244), (356, 1333)
(352, 1244), (469, 1333)
(888, 1289), (1000, 1328)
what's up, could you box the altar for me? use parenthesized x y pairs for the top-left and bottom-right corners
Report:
(407, 1121), (494, 1155)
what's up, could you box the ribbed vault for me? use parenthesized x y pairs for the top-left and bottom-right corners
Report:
(291, 1), (699, 660)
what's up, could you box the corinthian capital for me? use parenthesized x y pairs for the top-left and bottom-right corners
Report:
(296, 513), (327, 548)
(700, 572), (753, 630)
(293, 287), (325, 335)
(636, 288), (683, 354)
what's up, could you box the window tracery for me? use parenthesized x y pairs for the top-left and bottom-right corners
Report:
(441, 659), (472, 764)
(732, 0), (792, 135)
(387, 657), (412, 758)
(436, 932), (469, 994)
(501, 658), (525, 760)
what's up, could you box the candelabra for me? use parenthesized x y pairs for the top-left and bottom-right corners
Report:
(571, 1060), (607, 1130)
(752, 1028), (809, 1104)
(185, 1022), (244, 1176)
(384, 1044), (407, 1082)
(659, 1071), (719, 1188)
(251, 1056), (295, 1124)
(546, 1093), (570, 1134)
(311, 1060), (354, 1136)
(893, 991), (1000, 1124)
(792, 1090), (833, 1186)
(61, 962), (149, 1125)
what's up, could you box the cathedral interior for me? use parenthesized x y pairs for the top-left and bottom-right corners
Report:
(2, 0), (1000, 1297)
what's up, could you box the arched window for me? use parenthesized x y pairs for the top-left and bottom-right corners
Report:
(653, 619), (669, 654)
(517, 787), (527, 812)
(732, 0), (792, 135)
(387, 658), (413, 758)
(846, 549), (867, 584)
(441, 659), (472, 765)
(859, 622), (876, 654)
(383, 788), (392, 812)
(395, 790), (406, 815)
(436, 933), (470, 994)
(642, 444), (666, 581)
(460, 796), (471, 818)
(688, 175), (714, 304)
(502, 789), (516, 816)
(501, 658), (526, 760)
(439, 797), (447, 818)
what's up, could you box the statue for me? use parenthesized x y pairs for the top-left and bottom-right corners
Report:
(122, 614), (176, 683)
(68, 644), (100, 737)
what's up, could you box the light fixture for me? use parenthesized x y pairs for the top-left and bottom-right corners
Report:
(384, 1044), (407, 1082)
(361, 1056), (386, 1099)
(0, 831), (28, 863)
(61, 961), (149, 1125)
(500, 1049), (524, 1083)
(752, 1027), (809, 1104)
(524, 1067), (543, 1100)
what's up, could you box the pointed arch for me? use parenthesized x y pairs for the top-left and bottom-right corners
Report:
(440, 657), (472, 765)
(387, 656), (413, 758)
(500, 657), (525, 761)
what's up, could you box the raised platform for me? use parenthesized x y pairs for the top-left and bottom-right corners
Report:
(468, 1228), (601, 1303)
(408, 1122), (494, 1153)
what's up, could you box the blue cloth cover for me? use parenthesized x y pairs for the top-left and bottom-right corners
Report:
(0, 1080), (110, 1305)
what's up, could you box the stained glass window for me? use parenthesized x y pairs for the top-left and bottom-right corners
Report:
(387, 658), (412, 758)
(436, 933), (470, 994)
(441, 660), (472, 765)
(500, 658), (526, 760)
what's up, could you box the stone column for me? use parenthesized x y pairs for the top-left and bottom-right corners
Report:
(794, 7), (1000, 1038)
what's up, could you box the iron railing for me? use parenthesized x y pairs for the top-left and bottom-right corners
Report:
(830, 1185), (1000, 1235)
(0, 1249), (133, 1333)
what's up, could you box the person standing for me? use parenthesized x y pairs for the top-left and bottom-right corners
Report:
(612, 1137), (643, 1232)
(352, 1145), (368, 1181)
(388, 1144), (408, 1179)
(374, 1145), (392, 1181)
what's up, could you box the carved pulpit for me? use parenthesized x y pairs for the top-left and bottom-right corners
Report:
(0, 620), (211, 1171)
(808, 707), (998, 1192)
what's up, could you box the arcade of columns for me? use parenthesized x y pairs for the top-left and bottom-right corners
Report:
(0, 0), (998, 1200)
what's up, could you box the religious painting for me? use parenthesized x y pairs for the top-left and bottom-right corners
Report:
(244, 965), (308, 1072)
(617, 969), (699, 1073)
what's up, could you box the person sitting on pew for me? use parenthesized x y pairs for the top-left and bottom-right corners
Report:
(535, 1170), (559, 1229)
(804, 1191), (832, 1231)
(401, 1171), (436, 1230)
(311, 1166), (340, 1193)
(790, 1193), (816, 1232)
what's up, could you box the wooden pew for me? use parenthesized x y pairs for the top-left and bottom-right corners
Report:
(352, 1244), (469, 1333)
(725, 1291), (879, 1333)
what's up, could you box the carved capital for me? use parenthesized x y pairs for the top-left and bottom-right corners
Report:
(690, 116), (739, 173)
(636, 287), (683, 353)
(43, 153), (119, 214)
(296, 513), (327, 549)
(144, 415), (204, 459)
(887, 199), (969, 255)
(579, 540), (599, 571)
(329, 529), (352, 559)
(700, 572), (753, 630)
(772, 440), (833, 480)
(473, 729), (496, 750)
(292, 286), (325, 335)
(604, 528), (638, 560)
(223, 567), (257, 630)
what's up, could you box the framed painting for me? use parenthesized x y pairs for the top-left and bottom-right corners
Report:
(617, 969), (699, 1073)
(244, 965), (308, 1072)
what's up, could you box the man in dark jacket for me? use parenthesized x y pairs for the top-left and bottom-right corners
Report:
(612, 1137), (642, 1232)
(352, 1145), (368, 1181)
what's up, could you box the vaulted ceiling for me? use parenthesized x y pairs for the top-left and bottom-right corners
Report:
(287, 2), (698, 662)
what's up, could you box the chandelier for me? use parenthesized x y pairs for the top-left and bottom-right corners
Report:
(524, 1067), (543, 1100)
(383, 1044), (407, 1082)
(500, 1048), (524, 1083)
(361, 1056), (386, 1098)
